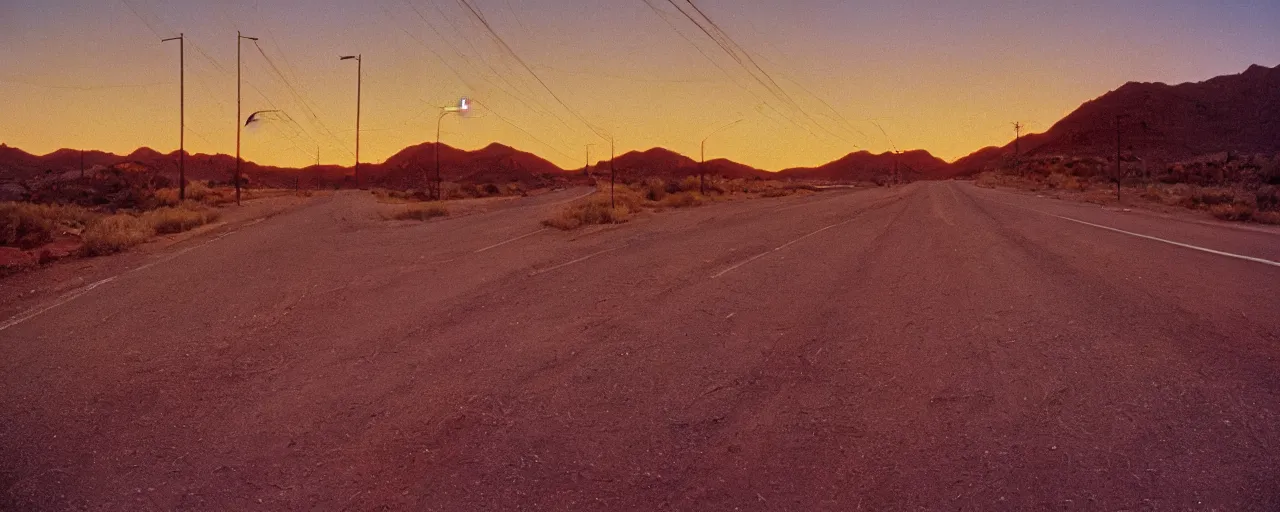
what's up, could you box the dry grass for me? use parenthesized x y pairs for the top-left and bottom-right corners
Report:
(81, 214), (154, 256)
(543, 189), (640, 230)
(982, 169), (1280, 226)
(659, 192), (705, 208)
(141, 203), (221, 234)
(3, 198), (221, 258)
(384, 202), (450, 221)
(155, 181), (238, 207)
(1, 202), (99, 249)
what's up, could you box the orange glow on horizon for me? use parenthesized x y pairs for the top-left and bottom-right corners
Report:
(1, 1), (1276, 171)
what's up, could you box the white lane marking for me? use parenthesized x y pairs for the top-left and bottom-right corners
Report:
(711, 216), (863, 279)
(1052, 214), (1280, 268)
(551, 189), (597, 206)
(529, 247), (620, 276)
(0, 277), (117, 332)
(0, 224), (249, 333)
(983, 197), (1280, 268)
(475, 228), (548, 254)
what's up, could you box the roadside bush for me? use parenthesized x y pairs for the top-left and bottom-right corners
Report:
(761, 187), (795, 198)
(660, 192), (704, 208)
(542, 192), (637, 230)
(1209, 202), (1255, 222)
(81, 214), (154, 256)
(1255, 185), (1279, 212)
(387, 202), (449, 221)
(642, 178), (667, 201)
(0, 202), (98, 249)
(1189, 188), (1236, 207)
(141, 203), (220, 234)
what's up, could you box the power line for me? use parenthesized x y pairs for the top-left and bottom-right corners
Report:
(454, 0), (612, 141)
(0, 77), (172, 90)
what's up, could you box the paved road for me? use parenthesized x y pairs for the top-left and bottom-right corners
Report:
(2, 182), (1279, 510)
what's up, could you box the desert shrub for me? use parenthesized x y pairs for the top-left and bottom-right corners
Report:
(761, 187), (794, 198)
(542, 193), (636, 230)
(185, 181), (214, 201)
(1255, 185), (1279, 212)
(387, 202), (449, 221)
(505, 182), (526, 196)
(477, 183), (502, 197)
(723, 178), (749, 194)
(1253, 211), (1280, 225)
(81, 214), (154, 256)
(1209, 202), (1255, 222)
(660, 192), (704, 208)
(141, 203), (220, 234)
(974, 172), (1000, 189)
(0, 202), (98, 249)
(1191, 188), (1236, 207)
(703, 178), (727, 195)
(677, 176), (701, 192)
(642, 178), (667, 201)
(440, 182), (468, 200)
(153, 188), (181, 207)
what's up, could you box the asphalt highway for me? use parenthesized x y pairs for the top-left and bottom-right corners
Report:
(2, 182), (1278, 510)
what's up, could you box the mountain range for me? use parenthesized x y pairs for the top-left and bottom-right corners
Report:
(3, 63), (1276, 189)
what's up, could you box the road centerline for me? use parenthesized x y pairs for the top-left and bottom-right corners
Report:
(475, 228), (548, 253)
(711, 216), (863, 279)
(529, 247), (621, 276)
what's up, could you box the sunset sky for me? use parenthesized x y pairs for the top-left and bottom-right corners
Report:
(2, 0), (1277, 171)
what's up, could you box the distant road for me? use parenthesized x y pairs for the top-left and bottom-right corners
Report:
(3, 182), (1279, 510)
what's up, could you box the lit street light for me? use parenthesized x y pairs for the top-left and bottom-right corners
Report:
(435, 98), (470, 200)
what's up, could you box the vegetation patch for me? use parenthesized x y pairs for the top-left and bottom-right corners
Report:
(384, 202), (450, 221)
(81, 214), (154, 256)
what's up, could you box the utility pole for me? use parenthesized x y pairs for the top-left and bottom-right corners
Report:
(1115, 114), (1122, 201)
(236, 31), (258, 206)
(584, 144), (595, 176)
(162, 33), (185, 199)
(700, 119), (742, 195)
(610, 137), (616, 211)
(700, 140), (706, 195)
(894, 152), (900, 185)
(340, 55), (362, 188)
(1012, 121), (1023, 173)
(79, 149), (85, 179)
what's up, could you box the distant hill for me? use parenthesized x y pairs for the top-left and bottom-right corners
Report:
(780, 150), (952, 181)
(0, 142), (584, 190)
(589, 147), (771, 181)
(953, 63), (1280, 174)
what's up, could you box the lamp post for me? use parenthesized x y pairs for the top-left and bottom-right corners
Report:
(161, 34), (184, 200)
(610, 137), (616, 210)
(435, 98), (470, 200)
(700, 119), (743, 195)
(236, 31), (258, 205)
(340, 55), (361, 188)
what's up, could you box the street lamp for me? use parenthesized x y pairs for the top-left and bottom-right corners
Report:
(236, 31), (258, 206)
(435, 98), (470, 200)
(340, 55), (361, 188)
(161, 33), (185, 200)
(700, 119), (743, 195)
